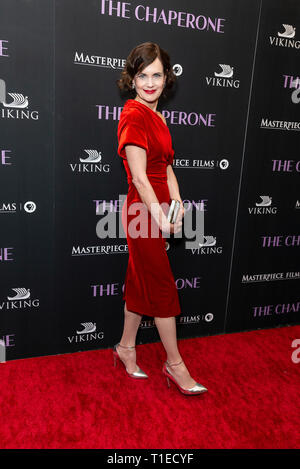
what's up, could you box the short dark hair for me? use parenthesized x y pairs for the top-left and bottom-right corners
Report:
(116, 42), (176, 99)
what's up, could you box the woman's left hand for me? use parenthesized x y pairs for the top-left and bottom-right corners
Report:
(177, 201), (185, 221)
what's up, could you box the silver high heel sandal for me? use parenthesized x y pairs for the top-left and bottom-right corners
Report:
(162, 360), (208, 395)
(113, 343), (148, 379)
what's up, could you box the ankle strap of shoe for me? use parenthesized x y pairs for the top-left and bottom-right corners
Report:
(118, 342), (135, 349)
(166, 360), (183, 367)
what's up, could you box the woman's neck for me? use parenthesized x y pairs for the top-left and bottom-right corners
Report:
(134, 96), (158, 113)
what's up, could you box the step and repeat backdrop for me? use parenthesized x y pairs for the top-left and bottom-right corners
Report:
(1, 0), (299, 361)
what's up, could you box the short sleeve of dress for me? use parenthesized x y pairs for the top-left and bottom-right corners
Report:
(167, 147), (175, 166)
(117, 110), (149, 160)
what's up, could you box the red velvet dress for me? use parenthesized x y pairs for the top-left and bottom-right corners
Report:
(117, 99), (182, 318)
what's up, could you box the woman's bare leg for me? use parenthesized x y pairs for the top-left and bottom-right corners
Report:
(117, 302), (143, 374)
(154, 316), (197, 389)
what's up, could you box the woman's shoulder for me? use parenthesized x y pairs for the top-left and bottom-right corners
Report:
(120, 101), (145, 127)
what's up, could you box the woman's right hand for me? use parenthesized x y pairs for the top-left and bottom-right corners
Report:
(161, 218), (182, 236)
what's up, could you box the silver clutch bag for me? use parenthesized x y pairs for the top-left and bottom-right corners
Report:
(167, 199), (181, 224)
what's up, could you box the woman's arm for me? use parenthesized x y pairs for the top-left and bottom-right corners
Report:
(167, 165), (185, 218)
(166, 164), (182, 203)
(125, 144), (180, 233)
(158, 113), (184, 212)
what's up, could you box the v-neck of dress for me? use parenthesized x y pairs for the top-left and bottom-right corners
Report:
(128, 99), (168, 129)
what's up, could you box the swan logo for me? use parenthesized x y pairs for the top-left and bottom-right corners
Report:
(205, 64), (240, 88)
(67, 322), (104, 344)
(248, 196), (278, 215)
(269, 24), (300, 49)
(214, 64), (234, 78)
(198, 235), (216, 248)
(76, 322), (96, 334)
(256, 196), (272, 207)
(2, 93), (28, 108)
(0, 79), (39, 120)
(0, 288), (40, 309)
(189, 235), (223, 256)
(80, 150), (102, 163)
(278, 24), (296, 39)
(69, 149), (111, 173)
(7, 288), (31, 300)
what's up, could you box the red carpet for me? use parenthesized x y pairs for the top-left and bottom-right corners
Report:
(0, 325), (300, 449)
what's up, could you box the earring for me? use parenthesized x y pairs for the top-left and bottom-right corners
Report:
(132, 81), (135, 89)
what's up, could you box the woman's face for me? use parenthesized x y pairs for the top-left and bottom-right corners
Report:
(133, 57), (166, 105)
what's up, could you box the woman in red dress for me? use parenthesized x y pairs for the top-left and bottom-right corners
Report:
(114, 42), (207, 395)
